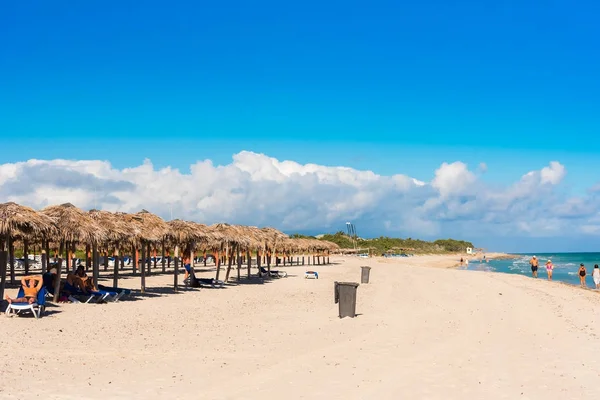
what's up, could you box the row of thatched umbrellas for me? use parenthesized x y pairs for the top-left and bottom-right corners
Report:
(0, 202), (339, 301)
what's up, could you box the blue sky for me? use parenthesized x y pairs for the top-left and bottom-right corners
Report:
(1, 1), (600, 251)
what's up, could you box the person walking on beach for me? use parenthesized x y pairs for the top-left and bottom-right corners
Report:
(545, 260), (553, 280)
(530, 256), (539, 278)
(593, 265), (600, 289)
(578, 263), (587, 288)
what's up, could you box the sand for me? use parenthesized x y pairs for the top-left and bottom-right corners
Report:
(2, 254), (600, 399)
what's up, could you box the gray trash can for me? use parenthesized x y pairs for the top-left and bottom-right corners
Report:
(334, 281), (339, 304)
(336, 282), (360, 318)
(361, 266), (371, 284)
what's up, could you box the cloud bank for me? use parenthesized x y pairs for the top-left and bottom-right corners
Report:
(0, 151), (598, 246)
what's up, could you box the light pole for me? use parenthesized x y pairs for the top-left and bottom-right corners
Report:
(346, 222), (357, 250)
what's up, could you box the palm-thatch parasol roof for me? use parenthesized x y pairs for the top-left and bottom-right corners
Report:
(88, 209), (132, 244)
(238, 225), (267, 249)
(41, 203), (104, 244)
(260, 227), (288, 249)
(0, 202), (56, 241)
(166, 219), (214, 246)
(130, 209), (169, 243)
(209, 223), (251, 248)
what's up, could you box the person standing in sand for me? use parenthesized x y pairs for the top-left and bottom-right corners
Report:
(530, 256), (539, 278)
(593, 265), (600, 289)
(578, 263), (587, 288)
(545, 260), (553, 280)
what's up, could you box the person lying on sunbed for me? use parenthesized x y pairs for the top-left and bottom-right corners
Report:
(5, 275), (43, 304)
(65, 265), (90, 294)
(83, 276), (99, 293)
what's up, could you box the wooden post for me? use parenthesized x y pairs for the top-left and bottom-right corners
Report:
(113, 247), (119, 288)
(203, 250), (207, 266)
(85, 244), (91, 272)
(45, 241), (50, 272)
(266, 249), (271, 273)
(224, 245), (234, 282)
(146, 243), (151, 277)
(257, 249), (261, 269)
(23, 240), (30, 275)
(132, 246), (138, 275)
(0, 238), (8, 301)
(41, 241), (47, 274)
(153, 247), (158, 271)
(53, 241), (65, 302)
(140, 243), (146, 293)
(120, 251), (125, 274)
(161, 240), (166, 273)
(103, 249), (109, 272)
(189, 243), (195, 276)
(65, 241), (71, 277)
(215, 249), (222, 281)
(92, 244), (99, 289)
(247, 249), (252, 278)
(173, 245), (179, 292)
(236, 246), (242, 281)
(9, 237), (15, 285)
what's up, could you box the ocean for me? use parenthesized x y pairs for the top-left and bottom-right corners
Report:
(465, 253), (600, 288)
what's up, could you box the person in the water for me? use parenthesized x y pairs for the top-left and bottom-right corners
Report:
(578, 263), (587, 288)
(529, 256), (539, 278)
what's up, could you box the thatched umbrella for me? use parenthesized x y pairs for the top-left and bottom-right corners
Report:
(129, 210), (169, 293)
(260, 227), (288, 272)
(236, 226), (266, 278)
(209, 223), (251, 282)
(0, 202), (56, 300)
(41, 203), (105, 301)
(166, 219), (214, 291)
(88, 209), (133, 288)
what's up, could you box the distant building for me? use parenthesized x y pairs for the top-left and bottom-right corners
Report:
(466, 247), (473, 254)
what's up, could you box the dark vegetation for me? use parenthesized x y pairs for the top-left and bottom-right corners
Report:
(291, 232), (474, 254)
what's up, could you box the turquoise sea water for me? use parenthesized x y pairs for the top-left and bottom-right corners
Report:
(465, 253), (600, 288)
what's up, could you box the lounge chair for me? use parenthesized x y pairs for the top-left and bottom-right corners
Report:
(98, 285), (132, 301)
(5, 287), (48, 319)
(260, 267), (288, 278)
(62, 282), (98, 303)
(304, 271), (319, 279)
(184, 267), (224, 288)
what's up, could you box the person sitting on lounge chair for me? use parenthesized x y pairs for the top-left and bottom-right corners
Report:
(65, 265), (90, 294)
(5, 275), (44, 304)
(183, 255), (192, 281)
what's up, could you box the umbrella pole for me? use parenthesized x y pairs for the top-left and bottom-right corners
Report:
(65, 241), (71, 276)
(146, 243), (151, 277)
(41, 239), (47, 274)
(140, 242), (146, 293)
(92, 244), (99, 288)
(173, 245), (179, 292)
(53, 241), (65, 302)
(23, 240), (29, 275)
(9, 237), (15, 285)
(214, 249), (221, 281)
(237, 246), (241, 281)
(247, 249), (251, 278)
(113, 246), (119, 288)
(0, 235), (7, 301)
(132, 245), (137, 275)
(225, 245), (234, 282)
(85, 244), (91, 272)
(161, 240), (166, 273)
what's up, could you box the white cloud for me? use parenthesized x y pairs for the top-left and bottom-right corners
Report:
(0, 152), (597, 240)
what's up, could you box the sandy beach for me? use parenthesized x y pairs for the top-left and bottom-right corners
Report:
(2, 254), (600, 399)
